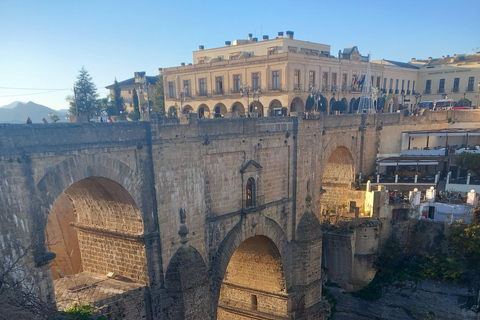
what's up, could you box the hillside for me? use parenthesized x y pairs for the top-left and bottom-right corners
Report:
(0, 101), (68, 123)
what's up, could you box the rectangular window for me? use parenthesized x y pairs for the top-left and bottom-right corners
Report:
(412, 80), (416, 93)
(233, 74), (241, 93)
(401, 79), (405, 92)
(383, 78), (387, 91)
(453, 78), (460, 92)
(309, 71), (315, 87)
(395, 79), (399, 90)
(407, 80), (410, 91)
(342, 73), (348, 91)
(438, 79), (445, 93)
(425, 80), (431, 94)
(376, 76), (381, 88)
(183, 80), (190, 97)
(323, 72), (328, 91)
(252, 72), (260, 90)
(468, 77), (475, 91)
(216, 76), (223, 94)
(199, 78), (206, 95)
(272, 70), (280, 90)
(294, 70), (300, 90)
(389, 79), (393, 93)
(168, 81), (175, 99)
(332, 72), (337, 86)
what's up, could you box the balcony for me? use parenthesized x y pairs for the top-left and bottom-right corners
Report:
(322, 85), (329, 92)
(395, 89), (399, 94)
(437, 88), (445, 94)
(382, 89), (387, 94)
(407, 90), (411, 95)
(452, 87), (459, 93)
(268, 84), (283, 92)
(213, 89), (224, 96)
(196, 91), (209, 97)
(342, 84), (348, 92)
(331, 85), (337, 92)
(466, 86), (474, 92)
(293, 83), (302, 91)
(424, 89), (431, 94)
(389, 89), (393, 94)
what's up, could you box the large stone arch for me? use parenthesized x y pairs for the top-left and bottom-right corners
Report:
(34, 154), (161, 309)
(211, 216), (290, 316)
(320, 146), (355, 214)
(164, 245), (213, 319)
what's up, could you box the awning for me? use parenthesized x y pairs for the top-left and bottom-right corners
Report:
(378, 158), (441, 166)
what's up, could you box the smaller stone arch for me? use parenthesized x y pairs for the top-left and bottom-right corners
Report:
(198, 104), (210, 119)
(165, 246), (213, 319)
(231, 101), (245, 117)
(290, 97), (304, 114)
(214, 103), (227, 118)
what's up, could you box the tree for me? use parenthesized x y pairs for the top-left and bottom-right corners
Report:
(48, 113), (60, 123)
(151, 75), (165, 118)
(110, 79), (125, 116)
(67, 67), (100, 119)
(455, 152), (480, 175)
(128, 88), (140, 121)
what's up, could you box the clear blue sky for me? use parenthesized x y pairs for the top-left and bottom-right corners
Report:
(1, 0), (478, 111)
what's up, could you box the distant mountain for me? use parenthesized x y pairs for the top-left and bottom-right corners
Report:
(0, 101), (68, 124)
(1, 101), (23, 109)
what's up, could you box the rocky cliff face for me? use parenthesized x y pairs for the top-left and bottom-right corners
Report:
(330, 281), (479, 320)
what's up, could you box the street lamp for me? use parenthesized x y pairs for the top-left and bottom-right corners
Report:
(240, 83), (261, 116)
(309, 84), (321, 113)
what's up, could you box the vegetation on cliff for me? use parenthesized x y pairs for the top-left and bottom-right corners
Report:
(354, 215), (480, 301)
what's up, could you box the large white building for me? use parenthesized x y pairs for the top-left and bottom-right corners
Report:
(160, 31), (479, 118)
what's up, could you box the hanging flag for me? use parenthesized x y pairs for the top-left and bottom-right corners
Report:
(359, 75), (365, 86)
(353, 75), (359, 89)
(351, 75), (357, 87)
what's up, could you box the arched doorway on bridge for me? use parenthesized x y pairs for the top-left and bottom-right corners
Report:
(320, 146), (355, 221)
(216, 236), (288, 319)
(269, 99), (285, 116)
(45, 177), (148, 312)
(182, 104), (193, 114)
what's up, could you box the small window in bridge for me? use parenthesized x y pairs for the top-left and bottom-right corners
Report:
(246, 177), (255, 207)
(251, 294), (258, 310)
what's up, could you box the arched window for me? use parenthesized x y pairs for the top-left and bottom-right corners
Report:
(246, 177), (255, 207)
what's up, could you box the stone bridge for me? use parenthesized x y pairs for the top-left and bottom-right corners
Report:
(1, 111), (477, 319)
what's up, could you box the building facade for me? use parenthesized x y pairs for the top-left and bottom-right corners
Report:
(411, 54), (480, 106)
(106, 72), (157, 114)
(160, 31), (422, 118)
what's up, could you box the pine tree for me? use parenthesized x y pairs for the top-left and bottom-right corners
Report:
(110, 79), (125, 116)
(67, 67), (100, 119)
(129, 88), (140, 120)
(152, 75), (165, 118)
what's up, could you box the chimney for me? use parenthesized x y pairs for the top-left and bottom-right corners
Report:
(278, 31), (284, 38)
(248, 33), (252, 41)
(225, 41), (231, 46)
(339, 50), (342, 59)
(263, 35), (269, 40)
(181, 62), (185, 66)
(199, 45), (204, 50)
(252, 37), (258, 42)
(286, 31), (294, 39)
(158, 68), (163, 71)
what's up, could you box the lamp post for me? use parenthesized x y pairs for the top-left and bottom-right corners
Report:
(309, 84), (321, 113)
(240, 83), (261, 116)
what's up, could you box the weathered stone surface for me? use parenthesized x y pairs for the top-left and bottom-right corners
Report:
(330, 281), (478, 320)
